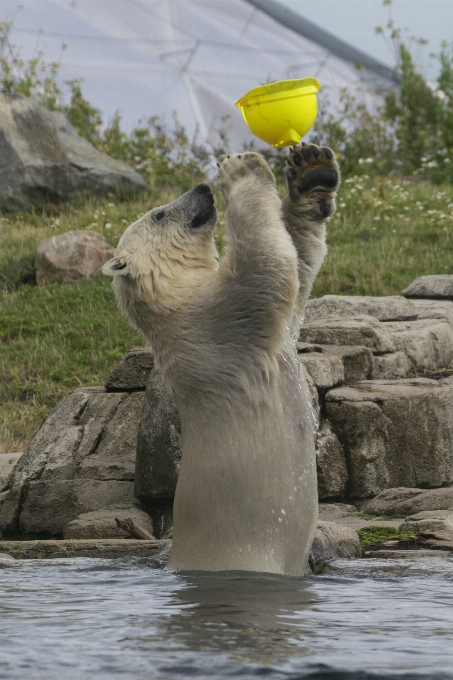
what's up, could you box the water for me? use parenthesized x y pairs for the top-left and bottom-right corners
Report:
(1, 552), (453, 680)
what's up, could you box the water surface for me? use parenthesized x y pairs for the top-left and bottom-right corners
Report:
(1, 551), (453, 680)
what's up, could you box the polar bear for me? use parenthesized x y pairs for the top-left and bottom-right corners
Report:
(103, 144), (339, 576)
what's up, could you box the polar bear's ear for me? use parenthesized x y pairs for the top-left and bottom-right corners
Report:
(102, 258), (129, 276)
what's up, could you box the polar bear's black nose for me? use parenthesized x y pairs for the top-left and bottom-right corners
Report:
(195, 184), (211, 194)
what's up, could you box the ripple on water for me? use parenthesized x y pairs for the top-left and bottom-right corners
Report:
(0, 556), (453, 680)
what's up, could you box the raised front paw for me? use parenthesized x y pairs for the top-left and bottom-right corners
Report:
(218, 152), (275, 202)
(286, 143), (340, 218)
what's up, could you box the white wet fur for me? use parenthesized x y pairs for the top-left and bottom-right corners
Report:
(103, 151), (337, 576)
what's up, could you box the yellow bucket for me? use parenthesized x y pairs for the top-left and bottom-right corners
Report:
(234, 78), (320, 148)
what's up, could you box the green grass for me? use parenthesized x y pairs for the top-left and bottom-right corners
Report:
(312, 175), (453, 297)
(357, 526), (417, 553)
(1, 175), (453, 451)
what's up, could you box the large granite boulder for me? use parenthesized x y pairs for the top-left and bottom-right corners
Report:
(403, 275), (453, 300)
(309, 520), (361, 569)
(316, 421), (348, 500)
(325, 379), (453, 499)
(410, 299), (453, 330)
(371, 351), (411, 380)
(298, 352), (344, 390)
(0, 452), (23, 494)
(0, 387), (144, 538)
(360, 486), (453, 516)
(105, 348), (154, 392)
(399, 510), (453, 534)
(35, 231), (114, 285)
(318, 345), (373, 382)
(384, 319), (453, 372)
(0, 92), (146, 212)
(299, 316), (395, 353)
(305, 295), (417, 323)
(63, 505), (154, 539)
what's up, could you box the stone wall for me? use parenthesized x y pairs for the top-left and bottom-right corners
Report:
(3, 276), (453, 539)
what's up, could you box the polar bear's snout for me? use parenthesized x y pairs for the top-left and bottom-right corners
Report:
(186, 183), (216, 229)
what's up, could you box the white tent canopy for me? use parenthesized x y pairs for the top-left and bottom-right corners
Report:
(3, 0), (397, 148)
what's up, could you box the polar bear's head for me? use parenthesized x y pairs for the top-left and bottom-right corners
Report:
(103, 184), (218, 329)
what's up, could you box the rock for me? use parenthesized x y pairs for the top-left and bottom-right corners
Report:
(298, 353), (344, 389)
(318, 503), (357, 520)
(298, 342), (373, 382)
(404, 509), (453, 521)
(0, 538), (168, 560)
(35, 230), (114, 285)
(19, 480), (136, 537)
(372, 351), (411, 379)
(384, 319), (453, 372)
(319, 345), (373, 382)
(316, 421), (348, 500)
(301, 362), (321, 428)
(360, 487), (453, 516)
(365, 549), (450, 559)
(105, 348), (154, 391)
(326, 379), (453, 499)
(309, 520), (361, 568)
(0, 92), (146, 212)
(403, 275), (453, 300)
(305, 295), (417, 323)
(63, 505), (154, 539)
(135, 368), (182, 537)
(0, 387), (143, 538)
(0, 552), (16, 564)
(299, 316), (395, 353)
(76, 391), (144, 481)
(399, 516), (453, 534)
(410, 299), (453, 330)
(0, 452), (23, 492)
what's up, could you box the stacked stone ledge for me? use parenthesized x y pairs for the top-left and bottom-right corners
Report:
(3, 276), (453, 563)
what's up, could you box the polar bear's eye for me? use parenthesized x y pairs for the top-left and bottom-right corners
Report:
(155, 211), (165, 222)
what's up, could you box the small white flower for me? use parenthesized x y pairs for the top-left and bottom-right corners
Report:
(121, 219), (127, 223)
(105, 223), (112, 229)
(339, 203), (346, 208)
(108, 202), (115, 207)
(392, 229), (397, 233)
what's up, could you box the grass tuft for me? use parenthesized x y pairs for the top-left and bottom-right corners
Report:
(357, 526), (417, 553)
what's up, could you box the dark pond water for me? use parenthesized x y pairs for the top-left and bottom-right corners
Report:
(1, 549), (453, 680)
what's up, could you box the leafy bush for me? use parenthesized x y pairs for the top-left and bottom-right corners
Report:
(312, 10), (453, 184)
